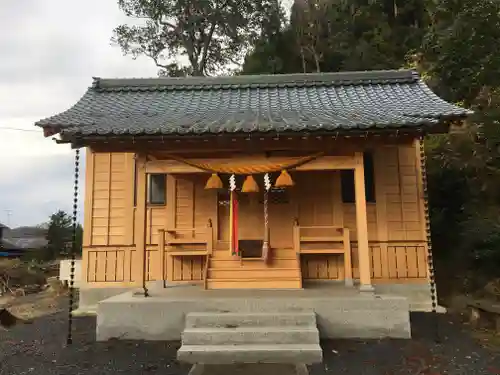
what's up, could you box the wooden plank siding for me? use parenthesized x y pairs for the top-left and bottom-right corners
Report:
(81, 142), (429, 287)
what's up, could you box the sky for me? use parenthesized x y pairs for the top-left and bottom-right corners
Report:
(0, 0), (294, 228)
(0, 0), (159, 228)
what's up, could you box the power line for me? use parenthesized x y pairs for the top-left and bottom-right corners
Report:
(0, 127), (40, 133)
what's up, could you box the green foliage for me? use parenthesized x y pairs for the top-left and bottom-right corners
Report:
(43, 210), (82, 261)
(420, 0), (500, 105)
(427, 105), (500, 272)
(242, 0), (428, 74)
(113, 0), (284, 76)
(419, 1), (500, 286)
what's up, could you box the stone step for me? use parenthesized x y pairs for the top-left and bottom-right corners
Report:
(182, 326), (319, 345)
(177, 344), (323, 364)
(186, 312), (317, 328)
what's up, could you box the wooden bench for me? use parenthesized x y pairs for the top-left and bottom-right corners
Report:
(466, 298), (500, 333)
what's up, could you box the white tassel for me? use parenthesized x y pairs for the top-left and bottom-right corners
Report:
(264, 173), (271, 191)
(229, 174), (236, 191)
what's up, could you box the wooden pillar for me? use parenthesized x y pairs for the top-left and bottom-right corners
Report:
(82, 148), (94, 248)
(354, 152), (373, 292)
(133, 154), (148, 286)
(124, 153), (136, 245)
(81, 148), (94, 285)
(374, 147), (389, 279)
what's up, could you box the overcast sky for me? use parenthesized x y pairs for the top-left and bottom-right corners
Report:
(0, 0), (159, 228)
(0, 0), (294, 228)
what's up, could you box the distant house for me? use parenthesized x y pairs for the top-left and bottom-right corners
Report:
(0, 224), (24, 257)
(0, 238), (25, 258)
(0, 223), (6, 240)
(0, 225), (48, 257)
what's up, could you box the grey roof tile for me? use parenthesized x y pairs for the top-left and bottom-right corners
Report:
(35, 70), (472, 138)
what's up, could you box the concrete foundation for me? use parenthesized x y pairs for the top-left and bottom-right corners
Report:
(79, 280), (440, 317)
(73, 285), (133, 316)
(373, 283), (444, 312)
(96, 284), (411, 341)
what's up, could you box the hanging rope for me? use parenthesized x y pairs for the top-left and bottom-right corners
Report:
(419, 137), (440, 342)
(164, 152), (324, 174)
(229, 175), (238, 255)
(262, 173), (271, 262)
(66, 148), (80, 346)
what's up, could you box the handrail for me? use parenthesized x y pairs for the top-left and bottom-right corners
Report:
(166, 227), (205, 232)
(160, 219), (213, 286)
(206, 219), (213, 255)
(203, 254), (210, 290)
(294, 221), (353, 287)
(165, 219), (213, 244)
(296, 225), (344, 230)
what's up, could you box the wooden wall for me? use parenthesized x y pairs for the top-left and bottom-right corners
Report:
(300, 143), (427, 282)
(83, 152), (135, 247)
(81, 141), (428, 286)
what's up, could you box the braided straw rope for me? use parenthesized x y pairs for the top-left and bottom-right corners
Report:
(164, 152), (324, 174)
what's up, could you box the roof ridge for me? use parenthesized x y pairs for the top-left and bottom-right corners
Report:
(92, 69), (419, 90)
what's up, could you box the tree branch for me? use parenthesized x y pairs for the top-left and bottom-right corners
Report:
(159, 19), (178, 30)
(199, 23), (217, 73)
(152, 56), (172, 70)
(199, 0), (230, 74)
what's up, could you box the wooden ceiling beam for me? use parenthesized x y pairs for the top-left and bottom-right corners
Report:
(86, 133), (416, 154)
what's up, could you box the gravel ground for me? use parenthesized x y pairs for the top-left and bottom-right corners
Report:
(1, 305), (500, 375)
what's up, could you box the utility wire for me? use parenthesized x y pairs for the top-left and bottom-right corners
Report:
(0, 127), (40, 133)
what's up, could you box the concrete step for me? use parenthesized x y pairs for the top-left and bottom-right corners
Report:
(186, 311), (316, 328)
(71, 305), (97, 317)
(409, 302), (447, 313)
(177, 344), (323, 364)
(182, 326), (319, 345)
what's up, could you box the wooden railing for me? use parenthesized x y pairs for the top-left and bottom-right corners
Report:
(293, 221), (353, 286)
(158, 220), (213, 287)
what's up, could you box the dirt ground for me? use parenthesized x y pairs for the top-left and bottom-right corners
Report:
(2, 292), (500, 375)
(0, 288), (68, 320)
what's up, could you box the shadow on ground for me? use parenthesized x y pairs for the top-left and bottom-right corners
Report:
(1, 310), (500, 375)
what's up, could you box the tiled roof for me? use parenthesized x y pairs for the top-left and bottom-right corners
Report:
(35, 70), (472, 138)
(1, 238), (23, 251)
